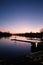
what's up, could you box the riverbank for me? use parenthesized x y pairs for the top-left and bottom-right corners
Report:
(0, 51), (43, 64)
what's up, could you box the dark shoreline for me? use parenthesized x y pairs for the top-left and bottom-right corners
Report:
(0, 53), (43, 65)
(0, 31), (43, 40)
(13, 32), (43, 41)
(0, 31), (12, 38)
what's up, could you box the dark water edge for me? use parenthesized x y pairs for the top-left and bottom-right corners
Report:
(0, 55), (43, 65)
(0, 49), (43, 64)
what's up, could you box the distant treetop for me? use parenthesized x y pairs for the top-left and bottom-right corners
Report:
(40, 28), (43, 32)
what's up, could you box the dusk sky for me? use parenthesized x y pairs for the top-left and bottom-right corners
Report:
(0, 0), (43, 33)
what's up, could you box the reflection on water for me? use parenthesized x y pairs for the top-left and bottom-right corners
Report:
(10, 35), (43, 42)
(0, 37), (31, 59)
(0, 35), (43, 59)
(10, 35), (27, 41)
(35, 42), (38, 47)
(31, 42), (43, 53)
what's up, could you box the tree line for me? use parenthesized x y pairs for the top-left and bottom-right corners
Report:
(0, 31), (12, 37)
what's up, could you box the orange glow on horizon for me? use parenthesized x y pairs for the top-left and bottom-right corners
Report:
(0, 27), (40, 34)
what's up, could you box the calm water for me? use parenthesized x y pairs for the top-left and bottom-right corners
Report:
(0, 36), (43, 59)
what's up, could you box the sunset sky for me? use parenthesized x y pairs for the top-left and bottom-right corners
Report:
(0, 0), (43, 33)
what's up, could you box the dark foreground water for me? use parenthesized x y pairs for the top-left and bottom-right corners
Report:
(0, 36), (43, 60)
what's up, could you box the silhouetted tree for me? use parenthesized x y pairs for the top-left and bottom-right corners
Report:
(40, 28), (43, 40)
(40, 28), (43, 33)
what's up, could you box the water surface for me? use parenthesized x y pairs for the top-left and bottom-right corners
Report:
(0, 36), (43, 59)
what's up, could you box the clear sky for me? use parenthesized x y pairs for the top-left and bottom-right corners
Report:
(0, 0), (43, 33)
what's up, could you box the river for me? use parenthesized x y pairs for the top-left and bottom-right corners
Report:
(0, 36), (43, 59)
